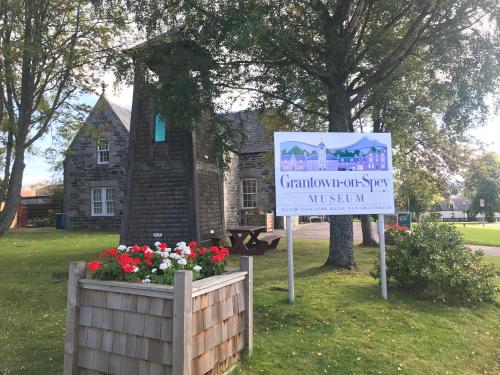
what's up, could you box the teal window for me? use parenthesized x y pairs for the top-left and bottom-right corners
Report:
(154, 113), (167, 142)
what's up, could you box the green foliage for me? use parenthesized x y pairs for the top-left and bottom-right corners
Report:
(395, 164), (445, 216)
(372, 220), (497, 305)
(464, 152), (500, 222)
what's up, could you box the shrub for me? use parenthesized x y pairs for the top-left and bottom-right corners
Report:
(371, 220), (497, 305)
(87, 241), (229, 285)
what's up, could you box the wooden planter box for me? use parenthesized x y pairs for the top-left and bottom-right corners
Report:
(64, 257), (253, 375)
(244, 212), (273, 232)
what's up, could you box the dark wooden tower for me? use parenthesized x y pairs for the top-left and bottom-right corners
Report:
(120, 39), (224, 245)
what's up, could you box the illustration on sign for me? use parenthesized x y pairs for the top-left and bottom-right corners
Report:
(280, 136), (389, 172)
(274, 132), (395, 216)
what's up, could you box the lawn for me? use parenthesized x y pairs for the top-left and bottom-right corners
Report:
(0, 228), (498, 375)
(454, 222), (500, 247)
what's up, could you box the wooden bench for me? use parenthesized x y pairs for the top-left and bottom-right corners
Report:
(256, 234), (281, 252)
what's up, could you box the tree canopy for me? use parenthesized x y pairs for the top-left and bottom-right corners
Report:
(101, 0), (499, 267)
(0, 0), (126, 236)
(464, 152), (500, 222)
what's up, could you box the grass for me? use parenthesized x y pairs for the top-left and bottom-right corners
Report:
(454, 222), (500, 247)
(0, 228), (499, 375)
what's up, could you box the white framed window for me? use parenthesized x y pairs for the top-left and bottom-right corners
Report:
(97, 139), (109, 164)
(91, 187), (115, 216)
(241, 179), (257, 209)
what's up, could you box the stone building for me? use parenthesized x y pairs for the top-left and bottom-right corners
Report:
(223, 111), (275, 228)
(63, 95), (131, 229)
(63, 43), (277, 238)
(63, 98), (277, 234)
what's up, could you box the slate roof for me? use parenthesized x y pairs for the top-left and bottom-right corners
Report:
(106, 98), (131, 130)
(224, 111), (273, 154)
(93, 101), (272, 154)
(437, 195), (470, 211)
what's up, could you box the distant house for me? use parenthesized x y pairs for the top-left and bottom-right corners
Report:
(435, 195), (470, 221)
(63, 94), (130, 229)
(63, 93), (281, 231)
(434, 195), (500, 222)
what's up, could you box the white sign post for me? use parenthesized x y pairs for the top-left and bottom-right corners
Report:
(377, 214), (388, 299)
(286, 216), (295, 303)
(274, 132), (394, 302)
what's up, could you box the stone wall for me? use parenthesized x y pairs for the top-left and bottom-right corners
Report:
(63, 97), (129, 230)
(224, 151), (276, 228)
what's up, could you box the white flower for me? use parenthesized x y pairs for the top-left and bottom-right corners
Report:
(193, 265), (202, 272)
(154, 241), (161, 247)
(169, 252), (180, 260)
(132, 266), (139, 273)
(176, 242), (186, 248)
(126, 246), (132, 252)
(118, 245), (126, 251)
(141, 278), (151, 283)
(177, 258), (187, 266)
(183, 247), (191, 255)
(151, 268), (157, 273)
(159, 260), (172, 270)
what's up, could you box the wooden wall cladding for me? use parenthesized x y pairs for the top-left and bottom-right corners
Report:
(64, 257), (253, 375)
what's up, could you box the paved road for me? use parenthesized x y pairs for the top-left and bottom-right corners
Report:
(276, 222), (500, 256)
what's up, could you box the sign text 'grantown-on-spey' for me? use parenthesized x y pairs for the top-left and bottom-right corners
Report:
(274, 132), (395, 216)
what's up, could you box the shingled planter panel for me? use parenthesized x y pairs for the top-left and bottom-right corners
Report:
(63, 257), (253, 375)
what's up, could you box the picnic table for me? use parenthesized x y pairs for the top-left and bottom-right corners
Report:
(227, 225), (281, 255)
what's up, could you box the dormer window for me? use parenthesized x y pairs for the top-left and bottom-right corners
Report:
(97, 139), (109, 164)
(154, 112), (167, 142)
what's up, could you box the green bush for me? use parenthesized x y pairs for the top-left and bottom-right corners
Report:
(372, 220), (497, 305)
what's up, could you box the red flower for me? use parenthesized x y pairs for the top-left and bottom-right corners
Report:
(211, 254), (224, 263)
(159, 243), (168, 250)
(106, 248), (118, 256)
(188, 241), (198, 249)
(199, 247), (206, 255)
(209, 246), (219, 254)
(87, 261), (102, 272)
(131, 244), (141, 253)
(122, 264), (134, 273)
(144, 259), (153, 266)
(144, 250), (154, 259)
(140, 245), (149, 253)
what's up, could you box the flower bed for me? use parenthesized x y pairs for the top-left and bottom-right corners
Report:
(63, 244), (253, 375)
(87, 242), (229, 285)
(384, 225), (410, 245)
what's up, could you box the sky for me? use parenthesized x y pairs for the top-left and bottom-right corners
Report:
(22, 81), (500, 187)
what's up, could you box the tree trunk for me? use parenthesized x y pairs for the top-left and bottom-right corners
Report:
(360, 215), (378, 246)
(3, 129), (14, 192)
(0, 144), (25, 236)
(325, 88), (356, 268)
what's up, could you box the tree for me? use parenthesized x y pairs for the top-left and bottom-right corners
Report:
(464, 153), (500, 222)
(0, 0), (125, 236)
(107, 0), (499, 268)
